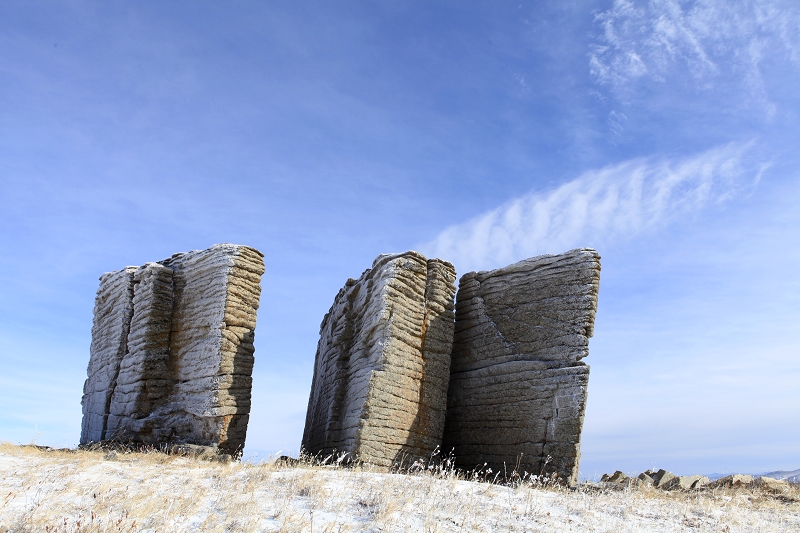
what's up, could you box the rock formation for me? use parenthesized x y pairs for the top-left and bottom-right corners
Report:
(442, 248), (601, 485)
(302, 251), (457, 468)
(600, 469), (712, 490)
(80, 244), (265, 455)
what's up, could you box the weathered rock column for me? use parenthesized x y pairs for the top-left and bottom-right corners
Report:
(157, 244), (265, 453)
(442, 249), (600, 485)
(80, 267), (138, 444)
(80, 244), (265, 455)
(302, 251), (457, 468)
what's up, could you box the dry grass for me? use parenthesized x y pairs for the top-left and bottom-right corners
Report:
(0, 442), (798, 532)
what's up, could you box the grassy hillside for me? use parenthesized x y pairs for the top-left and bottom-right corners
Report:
(0, 443), (797, 532)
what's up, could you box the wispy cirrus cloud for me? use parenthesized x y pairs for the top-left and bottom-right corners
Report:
(590, 0), (800, 113)
(421, 143), (765, 273)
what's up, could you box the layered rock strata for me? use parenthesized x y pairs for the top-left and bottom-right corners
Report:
(80, 244), (265, 455)
(302, 251), (457, 468)
(442, 248), (601, 485)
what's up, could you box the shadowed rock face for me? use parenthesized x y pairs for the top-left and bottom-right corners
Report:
(80, 244), (265, 455)
(442, 248), (601, 485)
(302, 251), (457, 468)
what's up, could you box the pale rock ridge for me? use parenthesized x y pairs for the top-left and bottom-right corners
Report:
(302, 251), (457, 468)
(442, 248), (601, 485)
(80, 244), (265, 454)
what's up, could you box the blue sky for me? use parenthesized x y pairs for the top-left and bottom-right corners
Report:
(1, 1), (798, 478)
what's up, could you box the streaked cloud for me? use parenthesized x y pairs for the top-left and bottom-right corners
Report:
(590, 0), (800, 111)
(421, 143), (764, 273)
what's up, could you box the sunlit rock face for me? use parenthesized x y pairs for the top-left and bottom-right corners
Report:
(302, 251), (457, 468)
(442, 249), (601, 485)
(80, 244), (265, 455)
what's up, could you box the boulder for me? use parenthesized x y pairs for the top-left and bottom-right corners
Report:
(302, 252), (457, 468)
(442, 249), (601, 485)
(602, 471), (629, 483)
(637, 472), (656, 486)
(80, 244), (265, 455)
(653, 469), (677, 488)
(660, 475), (711, 491)
(754, 476), (790, 494)
(709, 474), (755, 489)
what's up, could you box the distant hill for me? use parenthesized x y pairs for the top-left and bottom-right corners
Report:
(761, 469), (800, 482)
(706, 468), (800, 482)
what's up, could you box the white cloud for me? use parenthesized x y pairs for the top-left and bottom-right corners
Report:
(421, 143), (764, 273)
(590, 0), (800, 111)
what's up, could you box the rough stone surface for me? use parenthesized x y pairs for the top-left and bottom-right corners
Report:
(653, 469), (677, 488)
(754, 477), (790, 494)
(709, 474), (755, 488)
(302, 251), (457, 468)
(80, 244), (265, 454)
(638, 472), (656, 486)
(442, 249), (601, 485)
(106, 263), (175, 440)
(661, 474), (710, 490)
(705, 474), (790, 493)
(602, 471), (629, 483)
(80, 267), (138, 444)
(598, 470), (712, 491)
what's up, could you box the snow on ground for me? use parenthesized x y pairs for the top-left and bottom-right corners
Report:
(0, 444), (797, 532)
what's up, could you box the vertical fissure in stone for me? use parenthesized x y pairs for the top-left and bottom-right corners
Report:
(160, 253), (185, 402)
(329, 282), (360, 452)
(139, 265), (177, 414)
(542, 401), (556, 474)
(160, 267), (177, 407)
(390, 257), (457, 463)
(415, 265), (433, 448)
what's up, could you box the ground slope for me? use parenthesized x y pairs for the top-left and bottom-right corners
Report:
(0, 444), (797, 532)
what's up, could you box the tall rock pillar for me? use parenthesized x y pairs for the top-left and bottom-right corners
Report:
(442, 248), (600, 485)
(302, 251), (457, 468)
(80, 244), (265, 455)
